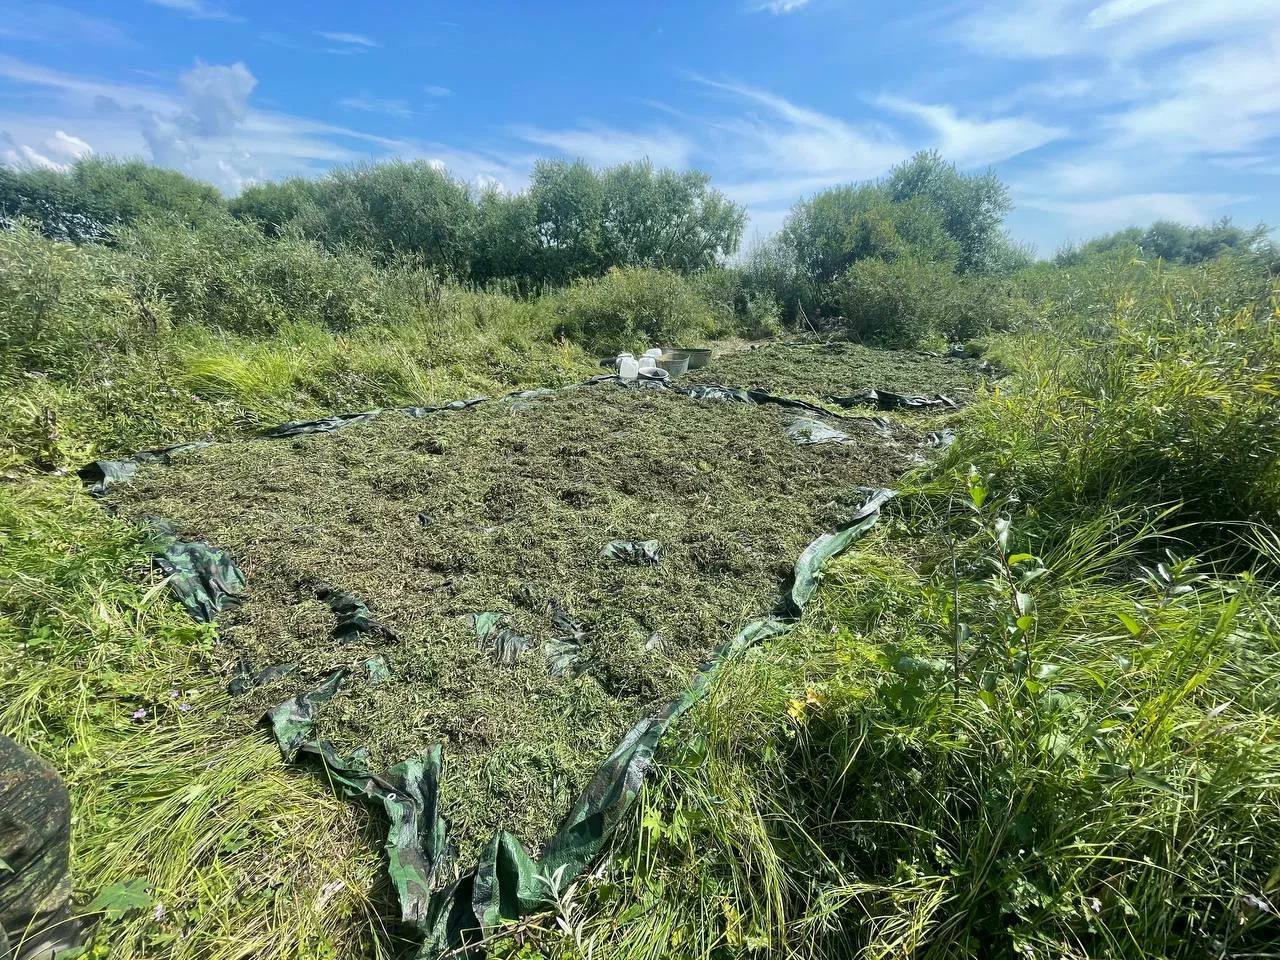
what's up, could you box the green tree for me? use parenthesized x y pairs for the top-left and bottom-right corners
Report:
(528, 159), (745, 284)
(228, 177), (322, 238)
(832, 256), (1025, 348)
(598, 161), (745, 272)
(1056, 217), (1273, 266)
(470, 188), (541, 288)
(530, 159), (606, 284)
(0, 157), (224, 240)
(885, 150), (1013, 273)
(278, 160), (477, 275)
(779, 183), (958, 287)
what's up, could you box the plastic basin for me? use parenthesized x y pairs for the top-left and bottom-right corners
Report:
(658, 353), (690, 376)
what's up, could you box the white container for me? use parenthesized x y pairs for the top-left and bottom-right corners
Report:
(638, 355), (658, 374)
(642, 347), (662, 360)
(617, 355), (640, 380)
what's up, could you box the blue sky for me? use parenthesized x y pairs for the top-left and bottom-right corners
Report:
(2, 0), (1279, 255)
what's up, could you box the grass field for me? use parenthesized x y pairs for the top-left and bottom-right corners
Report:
(2, 156), (1278, 960)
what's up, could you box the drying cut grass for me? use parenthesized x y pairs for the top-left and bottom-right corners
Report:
(686, 338), (990, 403)
(109, 382), (919, 861)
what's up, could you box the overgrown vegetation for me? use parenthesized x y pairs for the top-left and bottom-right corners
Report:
(1, 148), (1277, 960)
(686, 338), (987, 402)
(1056, 217), (1274, 267)
(506, 230), (1280, 960)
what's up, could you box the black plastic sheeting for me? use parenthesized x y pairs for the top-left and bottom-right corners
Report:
(829, 389), (957, 411)
(318, 584), (398, 646)
(262, 397), (490, 439)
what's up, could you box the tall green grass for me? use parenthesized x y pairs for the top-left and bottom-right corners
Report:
(528, 504), (1280, 959)
(0, 221), (598, 470)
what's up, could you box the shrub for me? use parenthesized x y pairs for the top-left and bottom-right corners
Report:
(885, 150), (1013, 274)
(742, 291), (783, 339)
(833, 257), (942, 347)
(0, 223), (147, 373)
(227, 176), (321, 238)
(1056, 217), (1274, 267)
(557, 266), (731, 354)
(778, 183), (958, 288)
(739, 237), (817, 327)
(832, 257), (1025, 348)
(950, 256), (1280, 537)
(116, 214), (405, 334)
(284, 160), (478, 275)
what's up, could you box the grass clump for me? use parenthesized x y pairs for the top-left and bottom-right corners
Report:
(109, 383), (917, 862)
(831, 257), (1026, 348)
(952, 260), (1280, 535)
(556, 266), (735, 355)
(0, 219), (598, 472)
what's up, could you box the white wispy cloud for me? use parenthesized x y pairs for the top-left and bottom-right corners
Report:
(1020, 190), (1252, 234)
(337, 95), (414, 119)
(0, 54), (176, 112)
(953, 0), (1280, 253)
(0, 3), (134, 46)
(143, 0), (240, 23)
(0, 54), (534, 194)
(0, 56), (353, 190)
(752, 0), (812, 13)
(1104, 29), (1280, 155)
(511, 124), (694, 169)
(317, 31), (379, 48)
(424, 85), (452, 98)
(48, 129), (91, 158)
(694, 76), (905, 178)
(959, 0), (1280, 60)
(878, 97), (1064, 166)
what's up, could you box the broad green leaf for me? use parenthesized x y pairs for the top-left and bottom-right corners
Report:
(87, 878), (152, 918)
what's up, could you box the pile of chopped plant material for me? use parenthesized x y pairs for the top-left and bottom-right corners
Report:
(686, 339), (989, 403)
(111, 381), (916, 862)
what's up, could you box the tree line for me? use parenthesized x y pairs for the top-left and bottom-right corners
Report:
(2, 150), (1271, 348)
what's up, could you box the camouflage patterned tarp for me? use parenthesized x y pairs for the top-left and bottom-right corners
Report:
(0, 736), (72, 957)
(145, 520), (245, 623)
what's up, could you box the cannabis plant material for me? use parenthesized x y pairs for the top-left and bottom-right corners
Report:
(111, 382), (915, 862)
(687, 339), (989, 403)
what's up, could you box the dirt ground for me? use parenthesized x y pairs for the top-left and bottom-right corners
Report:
(686, 339), (989, 402)
(112, 380), (917, 861)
